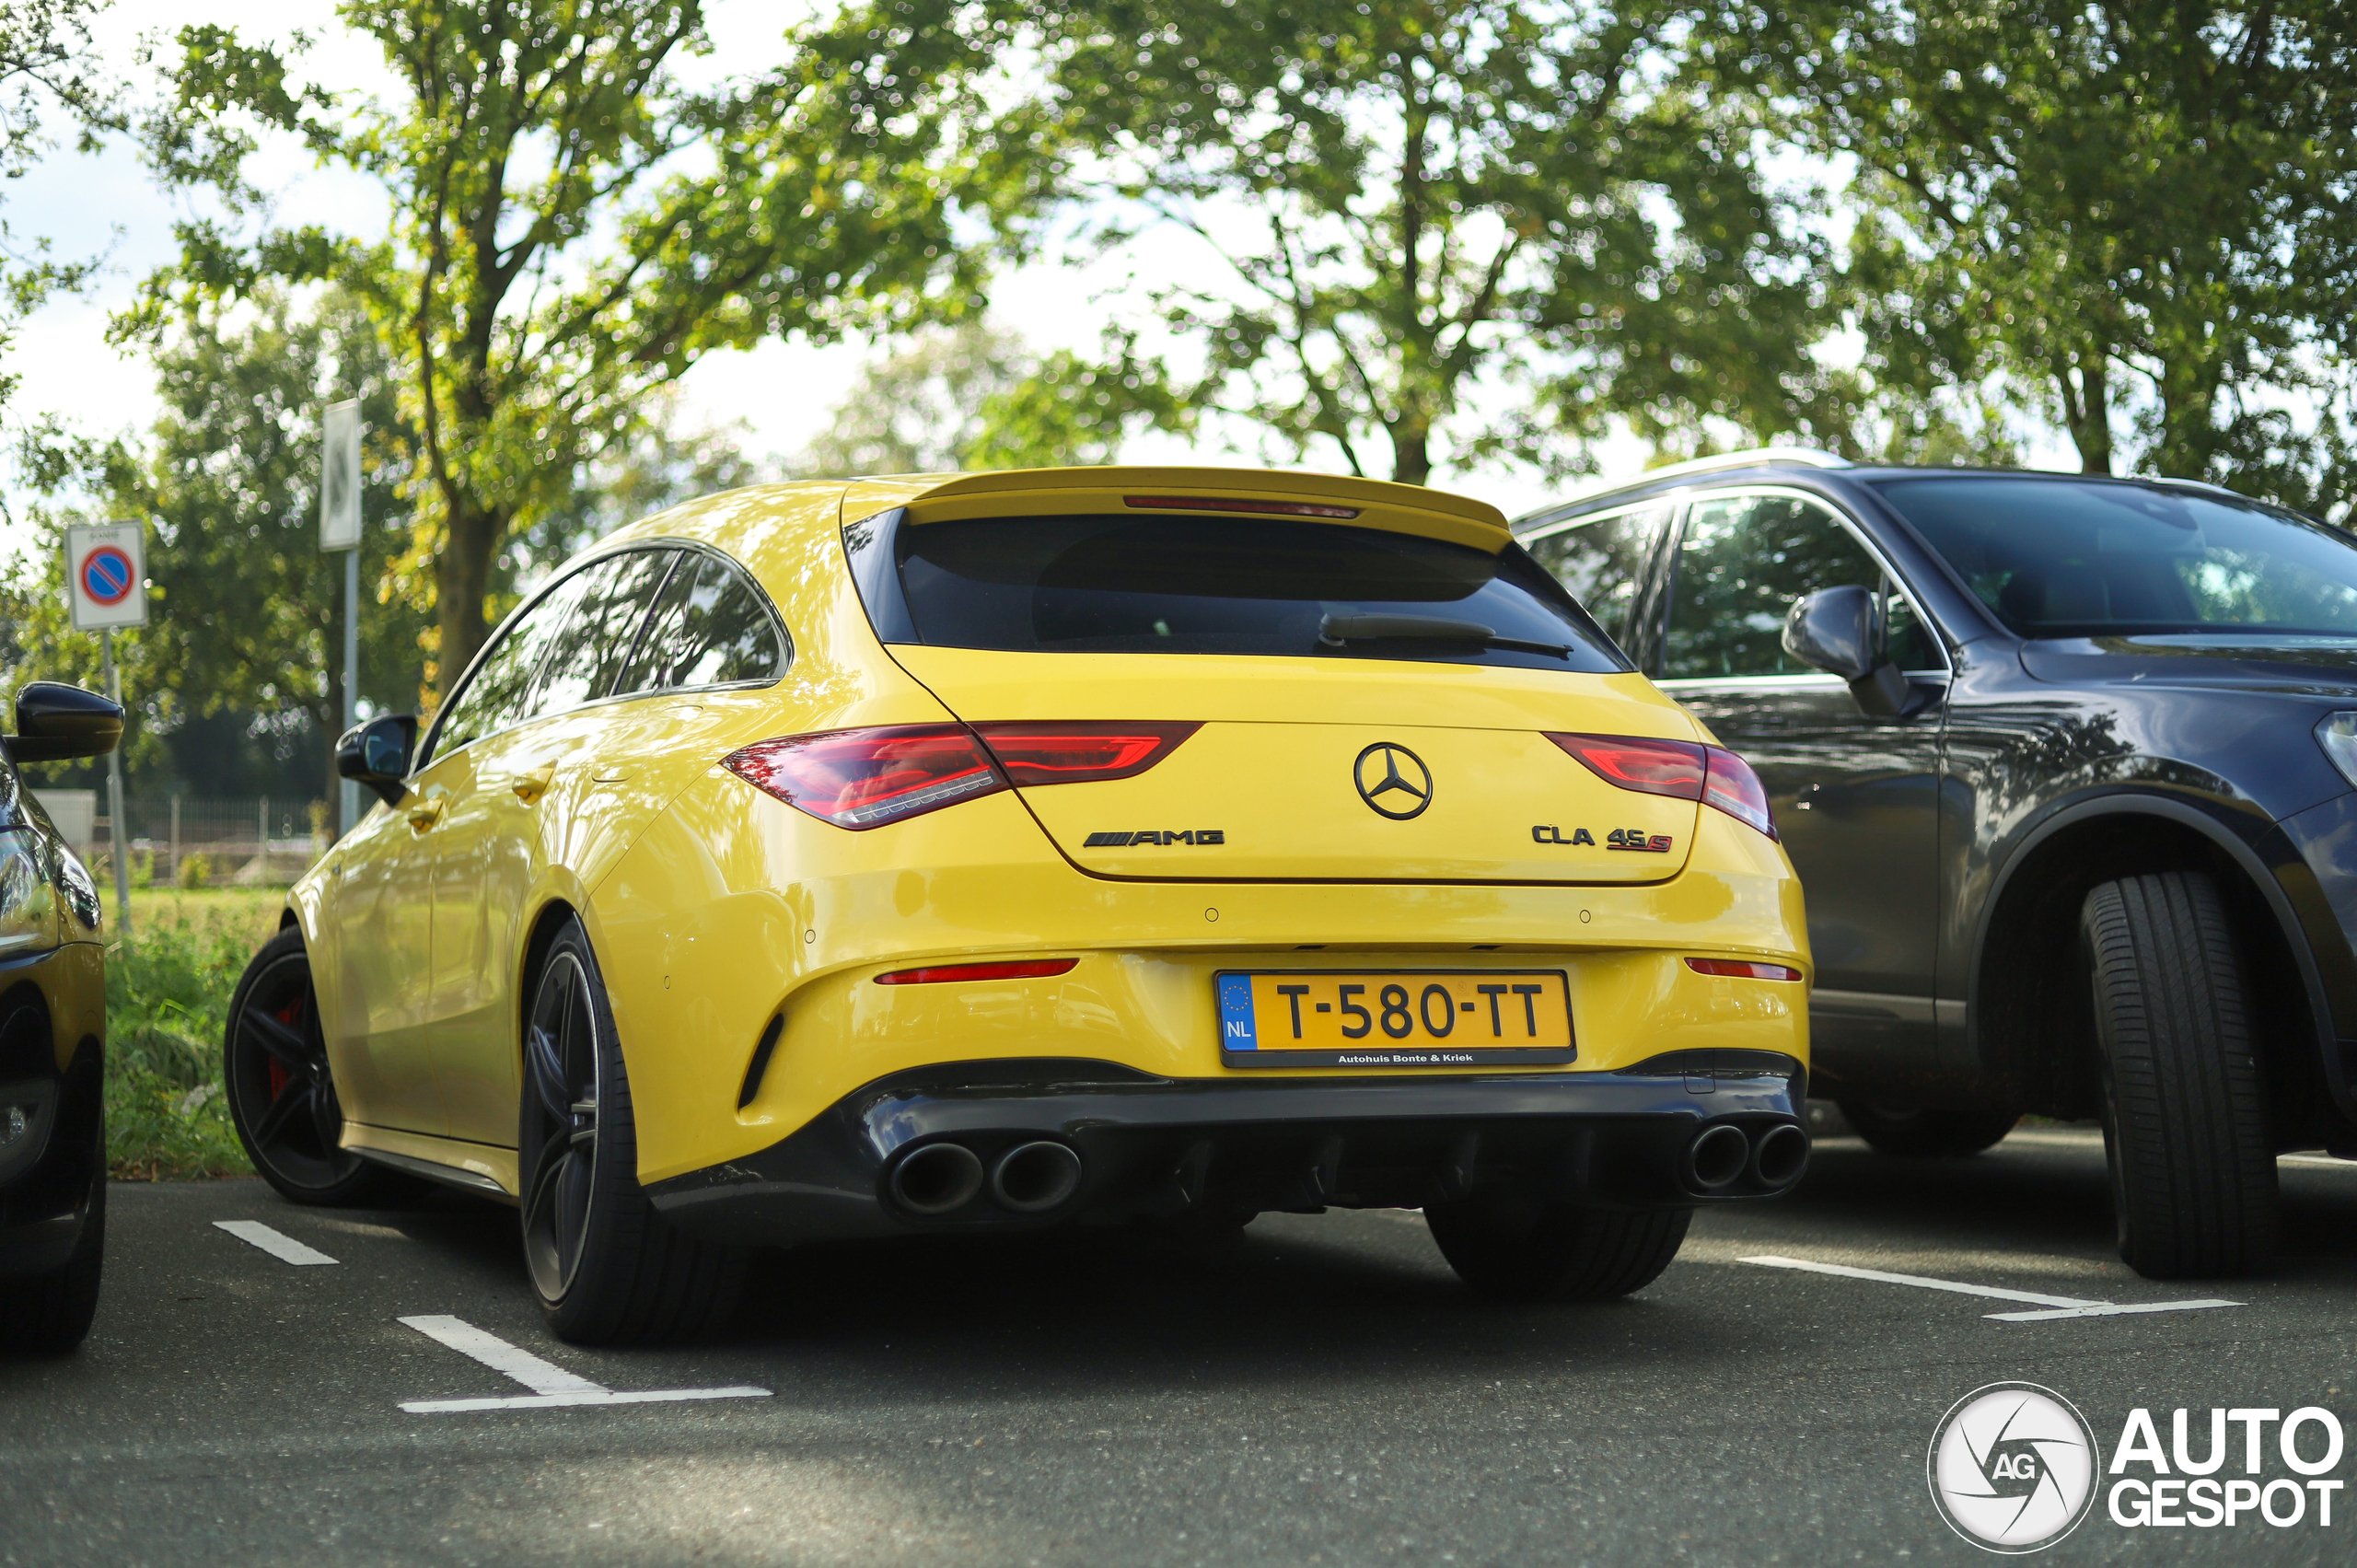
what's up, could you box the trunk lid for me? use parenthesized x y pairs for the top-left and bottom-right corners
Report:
(890, 647), (1702, 884)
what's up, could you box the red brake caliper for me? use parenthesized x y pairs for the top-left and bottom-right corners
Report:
(267, 1000), (299, 1100)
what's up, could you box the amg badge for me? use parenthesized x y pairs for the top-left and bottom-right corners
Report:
(1084, 830), (1225, 847)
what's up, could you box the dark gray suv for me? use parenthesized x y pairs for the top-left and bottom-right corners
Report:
(1522, 449), (2357, 1280)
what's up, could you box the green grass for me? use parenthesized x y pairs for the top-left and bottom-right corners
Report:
(103, 891), (285, 1180)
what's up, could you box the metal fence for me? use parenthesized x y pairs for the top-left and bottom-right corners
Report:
(35, 789), (332, 888)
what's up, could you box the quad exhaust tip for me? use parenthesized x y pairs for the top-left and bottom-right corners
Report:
(993, 1140), (1084, 1213)
(890, 1142), (985, 1215)
(1751, 1122), (1810, 1189)
(1686, 1123), (1751, 1191)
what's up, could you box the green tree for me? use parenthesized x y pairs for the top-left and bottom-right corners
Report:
(130, 0), (1031, 684)
(1011, 0), (1840, 484)
(1754, 0), (2357, 497)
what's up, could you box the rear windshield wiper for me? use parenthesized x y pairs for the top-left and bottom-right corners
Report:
(1318, 612), (1572, 659)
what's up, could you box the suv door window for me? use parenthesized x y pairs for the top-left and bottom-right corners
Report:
(1665, 494), (1937, 679)
(1522, 504), (1672, 655)
(615, 552), (784, 692)
(520, 549), (680, 719)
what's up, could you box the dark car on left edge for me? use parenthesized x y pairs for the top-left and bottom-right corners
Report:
(0, 682), (123, 1353)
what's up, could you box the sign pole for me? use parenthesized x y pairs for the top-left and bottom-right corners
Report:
(342, 548), (359, 833)
(320, 398), (364, 834)
(64, 520), (146, 943)
(101, 629), (130, 941)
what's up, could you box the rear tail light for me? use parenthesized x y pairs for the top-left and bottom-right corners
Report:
(876, 958), (1079, 985)
(1686, 958), (1805, 981)
(724, 725), (1005, 830)
(1701, 748), (1777, 840)
(972, 722), (1201, 784)
(1547, 732), (1778, 841)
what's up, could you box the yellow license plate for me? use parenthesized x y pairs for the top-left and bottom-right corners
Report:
(1216, 970), (1576, 1069)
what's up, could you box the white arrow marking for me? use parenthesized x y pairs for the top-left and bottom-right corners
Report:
(1738, 1255), (2240, 1322)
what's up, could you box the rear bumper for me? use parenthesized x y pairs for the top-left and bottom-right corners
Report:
(645, 1050), (1807, 1247)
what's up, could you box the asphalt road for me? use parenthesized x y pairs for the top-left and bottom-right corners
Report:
(6, 1124), (2357, 1567)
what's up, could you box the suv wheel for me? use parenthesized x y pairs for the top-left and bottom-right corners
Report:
(1840, 1102), (2019, 1157)
(1424, 1192), (1689, 1301)
(520, 918), (742, 1344)
(2082, 871), (2277, 1278)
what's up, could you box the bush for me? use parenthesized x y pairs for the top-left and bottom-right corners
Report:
(177, 852), (210, 890)
(104, 913), (256, 1179)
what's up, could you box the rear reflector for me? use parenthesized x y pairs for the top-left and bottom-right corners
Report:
(724, 725), (1004, 830)
(973, 721), (1202, 784)
(1548, 732), (1779, 841)
(1122, 494), (1361, 519)
(1686, 958), (1805, 982)
(875, 958), (1080, 985)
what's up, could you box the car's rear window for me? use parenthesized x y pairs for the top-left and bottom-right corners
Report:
(888, 513), (1629, 673)
(1875, 476), (2357, 637)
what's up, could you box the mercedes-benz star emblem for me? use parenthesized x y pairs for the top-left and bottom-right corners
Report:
(1353, 742), (1434, 819)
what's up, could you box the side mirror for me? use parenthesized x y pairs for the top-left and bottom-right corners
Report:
(1782, 587), (1915, 717)
(6, 682), (124, 762)
(337, 714), (419, 807)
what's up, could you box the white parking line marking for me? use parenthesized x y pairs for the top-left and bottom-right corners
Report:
(214, 1220), (338, 1266)
(1737, 1254), (2241, 1322)
(395, 1314), (772, 1414)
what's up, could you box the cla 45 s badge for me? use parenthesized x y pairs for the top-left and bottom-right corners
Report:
(1531, 824), (1674, 852)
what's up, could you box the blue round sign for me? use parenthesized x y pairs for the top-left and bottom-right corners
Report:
(79, 545), (134, 607)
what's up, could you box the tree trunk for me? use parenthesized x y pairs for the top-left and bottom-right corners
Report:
(436, 500), (502, 697)
(2057, 351), (2114, 475)
(1388, 424), (1433, 487)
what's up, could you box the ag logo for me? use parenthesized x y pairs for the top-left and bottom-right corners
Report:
(1928, 1382), (2101, 1553)
(1353, 743), (1433, 819)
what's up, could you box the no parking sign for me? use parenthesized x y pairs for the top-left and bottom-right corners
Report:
(64, 522), (147, 631)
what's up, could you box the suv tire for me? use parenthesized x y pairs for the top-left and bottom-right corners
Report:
(1425, 1193), (1689, 1301)
(1840, 1102), (2019, 1157)
(2082, 871), (2277, 1278)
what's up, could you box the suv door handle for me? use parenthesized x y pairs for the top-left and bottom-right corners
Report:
(510, 763), (556, 804)
(406, 800), (444, 832)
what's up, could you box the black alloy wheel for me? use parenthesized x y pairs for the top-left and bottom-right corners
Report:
(224, 928), (403, 1205)
(1425, 1191), (1691, 1302)
(2082, 871), (2278, 1279)
(519, 917), (741, 1344)
(1840, 1102), (2020, 1157)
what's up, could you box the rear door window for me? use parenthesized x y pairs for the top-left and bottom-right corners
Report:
(1521, 503), (1673, 660)
(888, 514), (1628, 674)
(429, 575), (592, 760)
(615, 551), (785, 692)
(522, 549), (681, 719)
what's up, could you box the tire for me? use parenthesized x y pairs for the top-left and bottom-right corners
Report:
(1424, 1192), (1690, 1302)
(2082, 872), (2278, 1279)
(224, 928), (411, 1206)
(1840, 1102), (2020, 1157)
(1, 1156), (103, 1355)
(519, 917), (742, 1345)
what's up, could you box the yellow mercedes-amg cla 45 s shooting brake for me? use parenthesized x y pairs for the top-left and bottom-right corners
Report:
(226, 467), (1811, 1343)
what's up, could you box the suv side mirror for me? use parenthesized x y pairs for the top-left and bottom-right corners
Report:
(1782, 586), (1915, 717)
(6, 682), (124, 762)
(337, 714), (419, 807)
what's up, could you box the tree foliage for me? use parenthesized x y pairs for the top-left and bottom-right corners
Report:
(795, 320), (1189, 476)
(0, 0), (113, 425)
(1753, 0), (2357, 505)
(129, 0), (1035, 683)
(1007, 0), (1842, 484)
